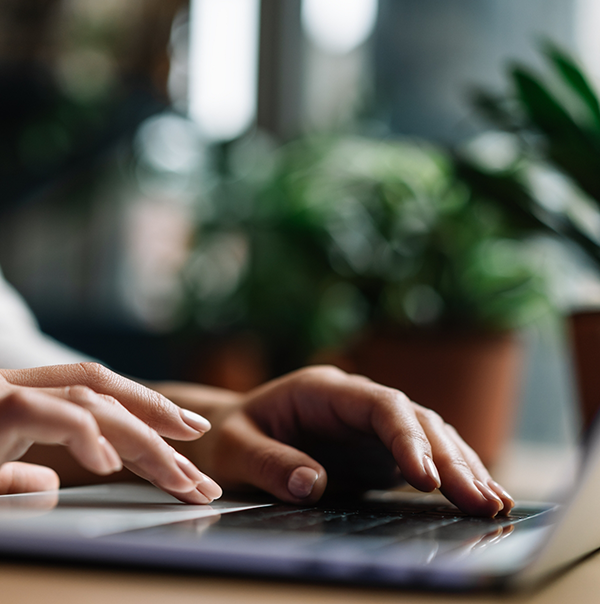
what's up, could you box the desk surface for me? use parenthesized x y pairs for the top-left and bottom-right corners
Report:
(2, 443), (589, 604)
(1, 552), (599, 604)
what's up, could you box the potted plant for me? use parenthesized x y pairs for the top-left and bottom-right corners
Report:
(455, 42), (600, 430)
(181, 134), (546, 464)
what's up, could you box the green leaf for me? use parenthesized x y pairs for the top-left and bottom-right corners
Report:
(511, 67), (600, 203)
(512, 66), (585, 140)
(545, 142), (600, 204)
(454, 158), (554, 233)
(455, 158), (600, 272)
(543, 40), (600, 129)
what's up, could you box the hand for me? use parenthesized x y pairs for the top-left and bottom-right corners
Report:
(163, 366), (514, 517)
(0, 363), (222, 503)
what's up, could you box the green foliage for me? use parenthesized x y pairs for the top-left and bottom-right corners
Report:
(460, 42), (600, 271)
(183, 135), (543, 366)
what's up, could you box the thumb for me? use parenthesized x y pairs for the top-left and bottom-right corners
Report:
(0, 462), (60, 495)
(220, 413), (327, 504)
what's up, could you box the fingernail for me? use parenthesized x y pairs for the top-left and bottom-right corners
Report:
(197, 477), (222, 501)
(474, 479), (503, 506)
(288, 467), (319, 499)
(423, 455), (441, 489)
(176, 488), (212, 505)
(488, 480), (515, 513)
(192, 490), (212, 504)
(98, 436), (122, 473)
(174, 452), (222, 501)
(180, 409), (211, 433)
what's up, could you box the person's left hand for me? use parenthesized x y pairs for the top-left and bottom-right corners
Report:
(159, 366), (514, 517)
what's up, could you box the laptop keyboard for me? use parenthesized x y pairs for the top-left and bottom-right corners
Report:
(139, 498), (548, 550)
(211, 501), (537, 538)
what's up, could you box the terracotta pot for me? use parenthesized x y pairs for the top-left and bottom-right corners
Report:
(568, 310), (600, 431)
(186, 332), (269, 392)
(320, 328), (523, 467)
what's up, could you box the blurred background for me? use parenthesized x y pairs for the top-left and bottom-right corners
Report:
(3, 0), (600, 474)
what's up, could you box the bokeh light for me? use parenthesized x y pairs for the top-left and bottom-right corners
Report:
(188, 0), (260, 141)
(302, 0), (378, 54)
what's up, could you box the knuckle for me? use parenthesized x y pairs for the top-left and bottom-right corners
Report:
(69, 406), (97, 433)
(60, 408), (100, 447)
(65, 387), (123, 418)
(349, 373), (373, 384)
(377, 387), (411, 413)
(140, 391), (173, 425)
(447, 456), (472, 475)
(298, 365), (346, 382)
(254, 446), (285, 480)
(0, 390), (31, 424)
(100, 394), (121, 409)
(419, 407), (445, 427)
(65, 385), (95, 402)
(407, 427), (430, 450)
(391, 427), (429, 456)
(128, 429), (165, 465)
(76, 362), (114, 388)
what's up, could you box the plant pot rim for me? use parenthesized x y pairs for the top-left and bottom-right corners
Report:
(569, 308), (600, 319)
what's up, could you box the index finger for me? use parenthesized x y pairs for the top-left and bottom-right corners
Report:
(0, 364), (211, 441)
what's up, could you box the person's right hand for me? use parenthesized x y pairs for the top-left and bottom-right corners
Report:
(163, 366), (514, 517)
(0, 363), (222, 503)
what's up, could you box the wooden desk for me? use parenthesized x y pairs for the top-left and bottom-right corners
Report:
(2, 552), (600, 604)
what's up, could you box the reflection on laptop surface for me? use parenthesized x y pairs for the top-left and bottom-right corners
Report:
(0, 463), (582, 592)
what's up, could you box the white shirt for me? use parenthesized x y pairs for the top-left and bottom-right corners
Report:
(0, 269), (91, 368)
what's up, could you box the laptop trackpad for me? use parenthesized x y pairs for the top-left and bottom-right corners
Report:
(0, 483), (271, 538)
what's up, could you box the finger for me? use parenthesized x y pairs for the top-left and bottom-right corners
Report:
(216, 412), (327, 504)
(0, 389), (122, 475)
(1, 364), (211, 441)
(52, 385), (221, 503)
(257, 367), (440, 493)
(414, 406), (504, 517)
(160, 482), (224, 505)
(0, 461), (60, 495)
(444, 424), (515, 515)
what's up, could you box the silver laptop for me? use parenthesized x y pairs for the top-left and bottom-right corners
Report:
(0, 410), (599, 592)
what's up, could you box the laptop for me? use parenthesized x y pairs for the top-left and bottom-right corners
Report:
(0, 420), (596, 593)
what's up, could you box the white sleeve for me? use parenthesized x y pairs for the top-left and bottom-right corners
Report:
(0, 269), (94, 368)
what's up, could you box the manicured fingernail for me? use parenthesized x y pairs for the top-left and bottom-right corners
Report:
(180, 409), (212, 433)
(192, 490), (212, 504)
(423, 455), (441, 489)
(474, 479), (503, 506)
(288, 467), (319, 499)
(197, 476), (222, 501)
(98, 436), (122, 473)
(173, 452), (222, 501)
(177, 488), (212, 505)
(488, 480), (515, 513)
